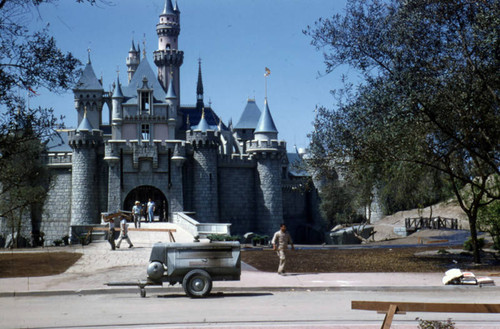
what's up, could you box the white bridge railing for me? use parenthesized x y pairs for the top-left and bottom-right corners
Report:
(172, 212), (231, 238)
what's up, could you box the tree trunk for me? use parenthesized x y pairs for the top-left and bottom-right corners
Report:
(468, 214), (481, 263)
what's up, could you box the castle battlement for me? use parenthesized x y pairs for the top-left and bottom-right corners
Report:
(246, 139), (287, 153)
(105, 139), (186, 155)
(45, 152), (72, 168)
(153, 49), (184, 65)
(68, 129), (102, 148)
(186, 129), (220, 147)
(218, 153), (254, 168)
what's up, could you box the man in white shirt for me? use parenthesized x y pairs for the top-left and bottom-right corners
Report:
(132, 201), (142, 228)
(116, 217), (133, 248)
(271, 223), (294, 275)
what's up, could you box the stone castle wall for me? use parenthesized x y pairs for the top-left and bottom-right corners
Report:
(218, 166), (256, 234)
(41, 168), (72, 245)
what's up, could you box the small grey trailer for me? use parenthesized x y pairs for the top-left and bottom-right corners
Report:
(107, 241), (241, 298)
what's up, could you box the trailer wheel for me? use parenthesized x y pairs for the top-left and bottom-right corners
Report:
(182, 269), (212, 298)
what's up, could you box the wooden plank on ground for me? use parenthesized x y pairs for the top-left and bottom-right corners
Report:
(352, 301), (500, 313)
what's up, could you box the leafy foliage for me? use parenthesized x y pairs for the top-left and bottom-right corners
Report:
(478, 198), (500, 250)
(305, 0), (500, 263)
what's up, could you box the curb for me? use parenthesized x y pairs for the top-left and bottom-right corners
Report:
(1, 284), (498, 298)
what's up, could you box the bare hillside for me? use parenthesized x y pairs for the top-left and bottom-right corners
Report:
(371, 199), (469, 242)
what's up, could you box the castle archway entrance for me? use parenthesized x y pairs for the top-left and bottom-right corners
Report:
(123, 186), (168, 222)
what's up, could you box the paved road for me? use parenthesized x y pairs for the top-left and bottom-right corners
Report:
(2, 289), (500, 329)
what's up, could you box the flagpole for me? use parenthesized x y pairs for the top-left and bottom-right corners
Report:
(264, 67), (270, 100)
(265, 74), (267, 100)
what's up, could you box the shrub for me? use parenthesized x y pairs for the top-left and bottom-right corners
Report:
(416, 318), (455, 329)
(463, 237), (485, 251)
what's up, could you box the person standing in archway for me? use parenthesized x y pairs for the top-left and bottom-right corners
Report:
(132, 201), (142, 228)
(147, 198), (156, 223)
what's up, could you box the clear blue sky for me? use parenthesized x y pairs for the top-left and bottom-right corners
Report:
(29, 0), (349, 151)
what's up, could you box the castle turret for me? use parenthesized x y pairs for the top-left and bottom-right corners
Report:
(166, 72), (177, 139)
(73, 52), (104, 129)
(68, 110), (103, 239)
(186, 109), (219, 222)
(154, 0), (183, 100)
(196, 59), (204, 110)
(126, 40), (140, 83)
(247, 98), (285, 235)
(111, 74), (124, 139)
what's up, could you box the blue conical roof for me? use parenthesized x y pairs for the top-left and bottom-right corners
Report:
(77, 110), (94, 132)
(166, 75), (177, 99)
(235, 99), (261, 129)
(76, 61), (103, 90)
(254, 98), (278, 134)
(129, 40), (136, 53)
(162, 0), (175, 15)
(195, 109), (210, 132)
(112, 75), (124, 98)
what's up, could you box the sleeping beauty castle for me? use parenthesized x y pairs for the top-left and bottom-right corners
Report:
(14, 0), (324, 245)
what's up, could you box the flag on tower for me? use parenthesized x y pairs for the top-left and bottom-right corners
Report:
(28, 87), (38, 95)
(264, 67), (271, 77)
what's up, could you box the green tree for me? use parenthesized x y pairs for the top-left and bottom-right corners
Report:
(0, 0), (101, 246)
(477, 197), (500, 251)
(0, 112), (50, 247)
(306, 0), (500, 263)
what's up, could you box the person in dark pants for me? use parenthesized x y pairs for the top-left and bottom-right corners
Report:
(107, 219), (116, 250)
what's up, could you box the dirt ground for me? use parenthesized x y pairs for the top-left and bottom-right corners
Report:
(1, 246), (499, 278)
(0, 252), (82, 278)
(241, 247), (500, 275)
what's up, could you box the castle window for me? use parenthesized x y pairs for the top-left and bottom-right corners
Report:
(140, 91), (151, 112)
(141, 124), (150, 140)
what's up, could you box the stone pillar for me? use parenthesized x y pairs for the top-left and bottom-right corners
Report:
(104, 142), (121, 213)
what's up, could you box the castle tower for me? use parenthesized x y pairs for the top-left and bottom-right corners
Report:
(247, 98), (285, 235)
(73, 52), (104, 129)
(196, 59), (204, 110)
(126, 40), (140, 83)
(154, 0), (183, 101)
(186, 110), (220, 222)
(111, 74), (124, 139)
(68, 110), (103, 233)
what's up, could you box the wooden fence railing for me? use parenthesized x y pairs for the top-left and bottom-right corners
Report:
(405, 216), (458, 232)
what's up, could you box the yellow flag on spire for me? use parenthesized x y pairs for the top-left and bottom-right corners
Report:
(264, 67), (271, 77)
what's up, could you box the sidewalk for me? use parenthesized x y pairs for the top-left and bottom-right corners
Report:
(1, 222), (498, 297)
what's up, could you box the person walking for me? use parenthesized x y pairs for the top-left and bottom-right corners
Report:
(271, 223), (294, 275)
(116, 217), (133, 248)
(132, 201), (142, 228)
(147, 198), (155, 223)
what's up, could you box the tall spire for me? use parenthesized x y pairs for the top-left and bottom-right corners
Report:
(196, 58), (204, 108)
